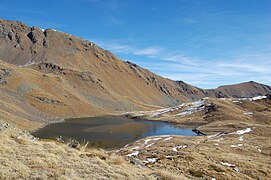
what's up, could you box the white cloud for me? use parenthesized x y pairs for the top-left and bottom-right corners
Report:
(139, 51), (271, 88)
(107, 44), (131, 52)
(134, 47), (164, 56)
(93, 40), (164, 58)
(174, 18), (198, 24)
(90, 39), (271, 88)
(162, 54), (199, 66)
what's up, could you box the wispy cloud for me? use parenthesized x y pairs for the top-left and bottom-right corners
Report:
(134, 47), (164, 56)
(107, 44), (131, 52)
(91, 39), (271, 88)
(174, 18), (198, 25)
(145, 52), (271, 88)
(109, 15), (126, 25)
(93, 40), (164, 58)
(162, 54), (199, 66)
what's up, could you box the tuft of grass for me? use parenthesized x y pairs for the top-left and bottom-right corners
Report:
(184, 156), (195, 161)
(209, 164), (225, 172)
(107, 154), (126, 165)
(85, 149), (108, 160)
(155, 170), (187, 180)
(188, 169), (204, 177)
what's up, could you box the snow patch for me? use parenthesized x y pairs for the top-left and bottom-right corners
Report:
(124, 144), (130, 148)
(220, 162), (236, 167)
(146, 143), (155, 148)
(127, 151), (139, 157)
(208, 132), (227, 139)
(231, 144), (243, 148)
(258, 149), (262, 153)
(143, 158), (158, 163)
(152, 137), (162, 141)
(222, 96), (267, 102)
(176, 106), (205, 116)
(150, 108), (172, 117)
(239, 136), (244, 141)
(252, 96), (267, 101)
(172, 145), (187, 152)
(125, 99), (207, 118)
(20, 59), (35, 67)
(164, 137), (173, 141)
(144, 137), (162, 146)
(131, 146), (140, 150)
(232, 128), (253, 135)
(144, 139), (152, 145)
(238, 96), (267, 101)
(244, 112), (254, 115)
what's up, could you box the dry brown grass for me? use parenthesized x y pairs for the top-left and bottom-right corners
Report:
(118, 98), (271, 179)
(0, 123), (155, 180)
(155, 170), (187, 180)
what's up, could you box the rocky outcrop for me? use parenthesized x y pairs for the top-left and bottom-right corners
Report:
(0, 68), (11, 84)
(36, 97), (63, 105)
(36, 62), (65, 74)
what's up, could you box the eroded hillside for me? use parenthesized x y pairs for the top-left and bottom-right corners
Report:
(0, 20), (271, 121)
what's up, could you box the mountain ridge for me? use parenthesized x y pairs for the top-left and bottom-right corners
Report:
(0, 18), (271, 126)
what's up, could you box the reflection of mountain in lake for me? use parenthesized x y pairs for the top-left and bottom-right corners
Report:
(33, 116), (196, 149)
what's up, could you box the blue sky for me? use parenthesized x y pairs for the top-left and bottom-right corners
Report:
(0, 0), (270, 88)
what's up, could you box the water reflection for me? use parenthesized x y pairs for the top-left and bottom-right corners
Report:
(33, 116), (197, 149)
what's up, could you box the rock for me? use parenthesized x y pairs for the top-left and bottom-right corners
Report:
(79, 72), (94, 82)
(266, 94), (271, 100)
(159, 84), (170, 95)
(192, 129), (206, 136)
(56, 136), (64, 143)
(36, 97), (62, 104)
(204, 103), (217, 114)
(0, 79), (7, 84)
(68, 142), (80, 149)
(0, 69), (12, 84)
(126, 61), (138, 68)
(234, 167), (240, 173)
(37, 62), (65, 74)
(0, 123), (10, 129)
(130, 158), (145, 168)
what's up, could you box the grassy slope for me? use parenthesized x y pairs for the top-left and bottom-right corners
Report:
(0, 121), (157, 180)
(118, 98), (271, 179)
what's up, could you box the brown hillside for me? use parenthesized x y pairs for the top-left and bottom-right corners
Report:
(213, 81), (271, 98)
(0, 18), (206, 106)
(0, 18), (271, 130)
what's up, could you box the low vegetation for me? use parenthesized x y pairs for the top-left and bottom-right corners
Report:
(0, 122), (156, 180)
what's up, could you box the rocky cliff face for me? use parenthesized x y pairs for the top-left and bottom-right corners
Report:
(0, 18), (270, 125)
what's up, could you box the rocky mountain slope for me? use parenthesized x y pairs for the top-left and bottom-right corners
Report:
(1, 18), (271, 180)
(0, 18), (271, 129)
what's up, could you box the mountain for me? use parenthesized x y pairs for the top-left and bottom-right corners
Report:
(1, 18), (271, 180)
(0, 18), (271, 128)
(212, 81), (271, 98)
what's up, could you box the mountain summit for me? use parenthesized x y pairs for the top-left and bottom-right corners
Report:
(0, 18), (270, 123)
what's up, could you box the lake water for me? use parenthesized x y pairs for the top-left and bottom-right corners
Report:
(33, 116), (197, 149)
